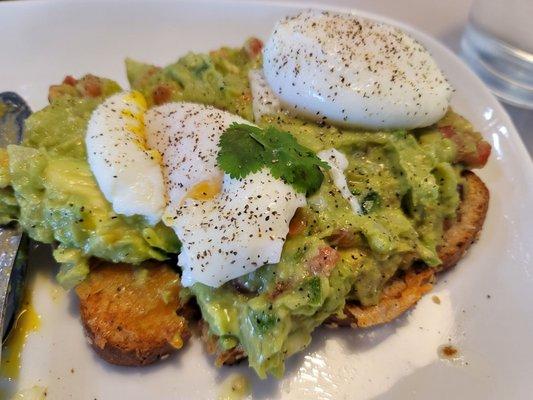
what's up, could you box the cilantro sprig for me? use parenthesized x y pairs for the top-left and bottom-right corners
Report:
(217, 123), (330, 195)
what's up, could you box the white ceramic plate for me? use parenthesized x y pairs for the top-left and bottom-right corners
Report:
(1, 1), (532, 399)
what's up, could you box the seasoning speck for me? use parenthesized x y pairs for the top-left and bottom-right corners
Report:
(438, 344), (460, 360)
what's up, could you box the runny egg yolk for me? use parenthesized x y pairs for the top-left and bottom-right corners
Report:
(185, 178), (222, 201)
(121, 91), (146, 138)
(121, 91), (162, 163)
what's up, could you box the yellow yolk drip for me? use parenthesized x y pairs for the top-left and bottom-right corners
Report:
(186, 179), (222, 201)
(0, 291), (41, 380)
(122, 91), (146, 138)
(121, 91), (162, 163)
(170, 333), (184, 349)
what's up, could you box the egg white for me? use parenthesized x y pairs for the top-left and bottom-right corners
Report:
(262, 10), (452, 129)
(87, 92), (307, 288)
(86, 91), (165, 225)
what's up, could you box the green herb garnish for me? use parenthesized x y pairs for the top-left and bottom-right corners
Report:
(361, 190), (381, 214)
(217, 123), (329, 194)
(250, 309), (277, 335)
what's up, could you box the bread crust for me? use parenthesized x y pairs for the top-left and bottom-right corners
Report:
(327, 268), (435, 328)
(436, 171), (489, 271)
(76, 262), (190, 366)
(211, 171), (489, 364)
(199, 320), (246, 366)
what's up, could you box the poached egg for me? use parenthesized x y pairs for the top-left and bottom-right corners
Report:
(262, 10), (452, 129)
(87, 96), (305, 287)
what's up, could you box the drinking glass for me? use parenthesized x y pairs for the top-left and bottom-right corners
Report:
(461, 0), (533, 109)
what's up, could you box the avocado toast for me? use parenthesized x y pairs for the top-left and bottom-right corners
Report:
(0, 31), (490, 379)
(196, 169), (489, 368)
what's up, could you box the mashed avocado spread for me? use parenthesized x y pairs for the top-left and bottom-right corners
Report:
(0, 77), (179, 287)
(0, 40), (485, 378)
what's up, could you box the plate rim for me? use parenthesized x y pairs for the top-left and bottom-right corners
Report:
(1, 1), (533, 398)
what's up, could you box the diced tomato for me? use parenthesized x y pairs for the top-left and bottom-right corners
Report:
(62, 75), (78, 86)
(469, 140), (491, 168)
(288, 208), (307, 237)
(244, 37), (263, 59)
(308, 246), (340, 277)
(83, 76), (102, 97)
(327, 229), (356, 248)
(439, 125), (491, 168)
(48, 84), (77, 102)
(268, 281), (289, 300)
(47, 85), (63, 102)
(152, 85), (172, 105)
(438, 125), (456, 139)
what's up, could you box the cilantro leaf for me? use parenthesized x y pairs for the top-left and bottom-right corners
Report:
(249, 126), (330, 194)
(217, 123), (264, 178)
(217, 123), (329, 195)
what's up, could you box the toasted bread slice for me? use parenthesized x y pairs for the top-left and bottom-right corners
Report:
(329, 170), (489, 328)
(327, 268), (435, 328)
(436, 170), (490, 271)
(209, 171), (489, 364)
(76, 261), (190, 366)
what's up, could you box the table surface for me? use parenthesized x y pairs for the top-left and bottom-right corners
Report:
(243, 0), (533, 156)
